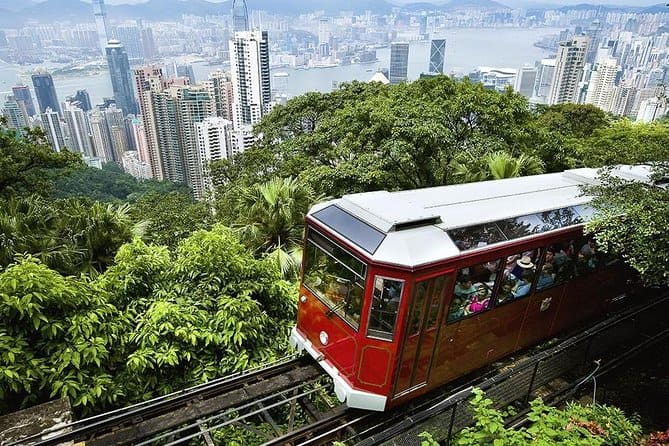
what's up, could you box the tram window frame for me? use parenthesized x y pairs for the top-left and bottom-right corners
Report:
(302, 228), (367, 331)
(367, 276), (405, 342)
(495, 249), (541, 307)
(446, 259), (501, 324)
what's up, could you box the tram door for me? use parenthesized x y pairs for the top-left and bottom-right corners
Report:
(393, 274), (450, 397)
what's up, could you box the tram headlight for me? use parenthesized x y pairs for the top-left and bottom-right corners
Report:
(300, 295), (308, 304)
(319, 331), (329, 346)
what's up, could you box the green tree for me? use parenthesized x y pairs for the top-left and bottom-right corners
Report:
(128, 191), (214, 248)
(0, 126), (82, 198)
(0, 197), (137, 276)
(213, 77), (536, 197)
(576, 120), (669, 167)
(0, 257), (129, 415)
(534, 103), (611, 139)
(55, 162), (189, 203)
(451, 150), (544, 183)
(97, 226), (296, 402)
(585, 164), (669, 287)
(218, 177), (323, 278)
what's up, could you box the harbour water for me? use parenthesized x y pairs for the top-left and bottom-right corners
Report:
(0, 27), (561, 107)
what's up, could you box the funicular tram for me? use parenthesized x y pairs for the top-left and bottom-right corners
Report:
(290, 167), (653, 411)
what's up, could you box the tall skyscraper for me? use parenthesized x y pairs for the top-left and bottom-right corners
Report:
(205, 70), (234, 121)
(11, 85), (36, 117)
(63, 102), (94, 157)
(107, 40), (138, 116)
(389, 42), (409, 84)
(232, 0), (249, 33)
(585, 58), (620, 111)
(533, 58), (556, 103)
(515, 66), (538, 99)
(41, 108), (66, 152)
(230, 30), (271, 128)
(429, 39), (446, 75)
(31, 68), (60, 115)
(135, 66), (167, 179)
(547, 36), (589, 105)
(114, 26), (144, 63)
(70, 90), (92, 112)
(3, 95), (30, 136)
(92, 0), (111, 55)
(141, 28), (158, 60)
(196, 117), (235, 196)
(90, 110), (115, 161)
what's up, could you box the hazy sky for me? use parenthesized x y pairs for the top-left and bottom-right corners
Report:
(96, 0), (661, 5)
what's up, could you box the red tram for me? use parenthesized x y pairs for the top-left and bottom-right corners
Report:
(290, 166), (651, 411)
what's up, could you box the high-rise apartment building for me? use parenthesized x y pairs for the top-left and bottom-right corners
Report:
(547, 36), (589, 105)
(232, 0), (249, 33)
(63, 102), (94, 157)
(533, 58), (556, 103)
(515, 66), (538, 99)
(429, 39), (446, 75)
(32, 68), (60, 115)
(196, 117), (235, 196)
(230, 30), (271, 128)
(585, 58), (620, 111)
(3, 95), (30, 136)
(92, 0), (111, 55)
(90, 110), (115, 161)
(11, 85), (36, 117)
(41, 108), (66, 152)
(389, 42), (409, 84)
(134, 66), (166, 179)
(175, 85), (214, 198)
(205, 70), (234, 121)
(107, 40), (138, 116)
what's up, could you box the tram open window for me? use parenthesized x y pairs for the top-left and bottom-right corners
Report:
(367, 277), (404, 341)
(447, 259), (500, 323)
(303, 229), (366, 330)
(496, 249), (539, 305)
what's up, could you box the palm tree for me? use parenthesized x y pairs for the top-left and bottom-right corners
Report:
(233, 177), (324, 278)
(451, 150), (544, 184)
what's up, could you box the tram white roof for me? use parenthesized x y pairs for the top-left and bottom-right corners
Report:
(308, 166), (656, 269)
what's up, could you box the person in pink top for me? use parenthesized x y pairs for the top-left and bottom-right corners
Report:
(468, 288), (490, 314)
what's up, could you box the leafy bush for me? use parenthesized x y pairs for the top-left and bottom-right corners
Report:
(453, 389), (642, 446)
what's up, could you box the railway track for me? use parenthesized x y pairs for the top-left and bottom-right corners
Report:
(16, 355), (321, 446)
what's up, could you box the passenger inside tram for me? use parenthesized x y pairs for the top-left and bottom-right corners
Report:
(498, 252), (537, 304)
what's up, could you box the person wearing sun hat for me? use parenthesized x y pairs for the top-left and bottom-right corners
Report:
(510, 255), (535, 279)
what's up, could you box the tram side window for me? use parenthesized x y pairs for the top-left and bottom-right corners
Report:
(574, 236), (605, 276)
(447, 259), (500, 323)
(537, 242), (574, 291)
(496, 250), (539, 305)
(367, 277), (404, 341)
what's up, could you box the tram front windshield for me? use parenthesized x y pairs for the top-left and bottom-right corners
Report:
(303, 229), (366, 330)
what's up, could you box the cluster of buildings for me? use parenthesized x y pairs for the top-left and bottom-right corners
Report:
(468, 21), (669, 122)
(2, 0), (273, 200)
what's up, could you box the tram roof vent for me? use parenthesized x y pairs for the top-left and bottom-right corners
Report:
(340, 191), (443, 233)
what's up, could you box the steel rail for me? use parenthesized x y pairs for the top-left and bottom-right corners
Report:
(135, 381), (328, 446)
(17, 355), (309, 446)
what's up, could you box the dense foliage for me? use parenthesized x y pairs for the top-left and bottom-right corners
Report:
(454, 389), (643, 445)
(585, 164), (669, 287)
(1, 75), (668, 425)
